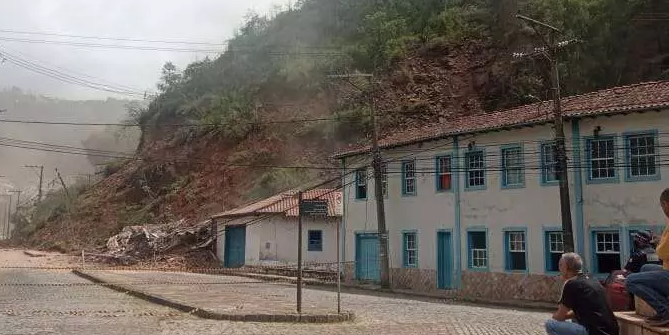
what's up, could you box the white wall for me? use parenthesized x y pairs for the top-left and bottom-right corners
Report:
(342, 109), (669, 278)
(579, 112), (669, 267)
(216, 215), (340, 266)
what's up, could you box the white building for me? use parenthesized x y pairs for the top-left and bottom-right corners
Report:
(333, 81), (669, 302)
(212, 189), (342, 269)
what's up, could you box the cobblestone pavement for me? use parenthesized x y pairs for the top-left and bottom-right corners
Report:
(0, 250), (552, 334)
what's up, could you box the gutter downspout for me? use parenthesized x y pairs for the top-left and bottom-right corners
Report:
(340, 158), (347, 274)
(453, 136), (462, 289)
(570, 120), (585, 260)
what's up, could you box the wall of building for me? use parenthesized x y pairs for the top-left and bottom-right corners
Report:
(341, 109), (669, 301)
(216, 216), (340, 267)
(579, 111), (668, 274)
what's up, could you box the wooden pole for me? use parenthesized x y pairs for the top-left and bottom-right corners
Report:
(337, 219), (341, 314)
(297, 190), (303, 314)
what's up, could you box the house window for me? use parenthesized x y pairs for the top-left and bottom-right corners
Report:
(594, 231), (621, 273)
(436, 155), (452, 191)
(403, 232), (417, 268)
(468, 231), (488, 269)
(502, 146), (524, 187)
(465, 151), (485, 188)
(541, 142), (559, 184)
(588, 137), (616, 180)
(381, 163), (388, 197)
(355, 168), (367, 199)
(545, 231), (564, 272)
(402, 160), (416, 195)
(626, 133), (658, 179)
(308, 230), (323, 251)
(505, 231), (527, 271)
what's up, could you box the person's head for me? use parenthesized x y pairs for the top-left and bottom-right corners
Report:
(559, 252), (583, 280)
(661, 188), (669, 219)
(634, 231), (653, 250)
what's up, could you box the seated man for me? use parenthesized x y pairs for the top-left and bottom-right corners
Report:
(546, 253), (619, 335)
(626, 188), (669, 326)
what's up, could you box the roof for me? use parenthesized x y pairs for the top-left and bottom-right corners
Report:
(333, 81), (669, 158)
(211, 188), (341, 219)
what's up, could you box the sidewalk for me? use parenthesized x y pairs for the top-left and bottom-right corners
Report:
(72, 269), (353, 323)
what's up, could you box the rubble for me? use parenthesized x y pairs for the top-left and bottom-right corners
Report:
(97, 220), (216, 266)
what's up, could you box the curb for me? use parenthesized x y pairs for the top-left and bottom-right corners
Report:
(71, 270), (354, 323)
(216, 271), (555, 312)
(23, 250), (46, 258)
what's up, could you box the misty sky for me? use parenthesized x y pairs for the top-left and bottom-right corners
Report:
(0, 0), (291, 101)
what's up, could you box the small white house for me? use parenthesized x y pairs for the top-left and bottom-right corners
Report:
(212, 189), (342, 269)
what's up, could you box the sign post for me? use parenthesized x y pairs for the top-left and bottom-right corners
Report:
(296, 197), (330, 314)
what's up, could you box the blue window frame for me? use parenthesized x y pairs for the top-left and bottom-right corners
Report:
(501, 145), (524, 189)
(544, 230), (564, 273)
(624, 131), (660, 182)
(401, 160), (417, 196)
(465, 150), (486, 190)
(435, 155), (453, 192)
(355, 168), (367, 199)
(402, 232), (418, 268)
(504, 230), (527, 271)
(540, 141), (559, 185)
(591, 230), (621, 274)
(585, 135), (618, 184)
(467, 230), (488, 270)
(308, 230), (323, 251)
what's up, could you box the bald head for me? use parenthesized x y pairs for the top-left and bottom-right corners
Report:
(560, 252), (583, 274)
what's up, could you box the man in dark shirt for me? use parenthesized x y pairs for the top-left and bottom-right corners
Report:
(546, 253), (619, 335)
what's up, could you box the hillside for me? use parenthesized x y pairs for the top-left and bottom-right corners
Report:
(17, 0), (669, 254)
(0, 88), (139, 195)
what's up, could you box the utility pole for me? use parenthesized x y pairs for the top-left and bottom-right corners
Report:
(4, 195), (11, 239)
(327, 73), (390, 288)
(24, 165), (44, 203)
(296, 190), (303, 314)
(514, 14), (580, 252)
(55, 168), (70, 201)
(8, 190), (21, 238)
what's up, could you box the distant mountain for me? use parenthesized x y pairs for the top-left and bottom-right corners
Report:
(0, 87), (140, 197)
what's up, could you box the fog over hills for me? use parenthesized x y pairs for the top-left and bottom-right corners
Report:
(0, 87), (140, 204)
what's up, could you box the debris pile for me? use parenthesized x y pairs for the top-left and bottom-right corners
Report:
(94, 220), (216, 266)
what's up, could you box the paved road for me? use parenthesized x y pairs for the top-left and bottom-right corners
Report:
(0, 249), (551, 334)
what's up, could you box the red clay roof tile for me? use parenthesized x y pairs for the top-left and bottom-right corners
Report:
(334, 81), (669, 158)
(211, 189), (341, 219)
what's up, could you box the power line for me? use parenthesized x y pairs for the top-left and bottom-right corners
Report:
(0, 50), (147, 98)
(0, 46), (152, 95)
(0, 29), (228, 46)
(0, 36), (346, 56)
(0, 115), (361, 127)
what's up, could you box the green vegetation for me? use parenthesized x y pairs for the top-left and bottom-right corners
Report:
(135, 0), (668, 145)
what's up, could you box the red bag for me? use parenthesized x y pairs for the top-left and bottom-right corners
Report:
(604, 270), (633, 311)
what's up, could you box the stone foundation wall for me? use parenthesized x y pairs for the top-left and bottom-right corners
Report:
(390, 268), (438, 292)
(459, 271), (562, 302)
(346, 266), (562, 303)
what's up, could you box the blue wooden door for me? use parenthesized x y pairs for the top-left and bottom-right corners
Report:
(437, 231), (454, 289)
(224, 225), (246, 268)
(355, 234), (380, 282)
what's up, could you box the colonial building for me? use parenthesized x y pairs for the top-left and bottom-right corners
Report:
(333, 81), (669, 302)
(212, 189), (342, 269)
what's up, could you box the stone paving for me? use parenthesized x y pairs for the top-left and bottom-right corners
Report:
(81, 269), (553, 334)
(0, 249), (553, 334)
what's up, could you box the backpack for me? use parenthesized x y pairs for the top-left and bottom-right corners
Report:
(604, 270), (633, 311)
